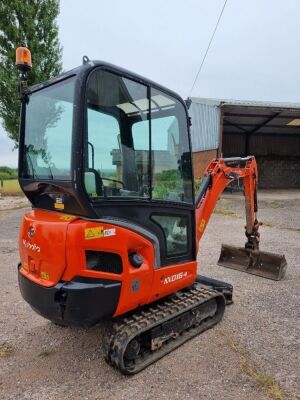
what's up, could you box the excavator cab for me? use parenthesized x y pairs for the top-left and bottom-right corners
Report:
(19, 59), (196, 268)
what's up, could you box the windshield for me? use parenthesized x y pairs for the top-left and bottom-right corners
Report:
(22, 77), (75, 180)
(85, 70), (193, 203)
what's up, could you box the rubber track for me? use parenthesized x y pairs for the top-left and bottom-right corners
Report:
(105, 285), (225, 375)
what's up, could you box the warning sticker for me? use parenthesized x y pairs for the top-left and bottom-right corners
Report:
(60, 214), (76, 222)
(40, 271), (49, 280)
(103, 228), (116, 237)
(84, 226), (104, 240)
(84, 226), (116, 240)
(54, 197), (64, 210)
(198, 218), (206, 233)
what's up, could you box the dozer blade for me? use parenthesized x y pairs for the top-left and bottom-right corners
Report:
(218, 244), (287, 281)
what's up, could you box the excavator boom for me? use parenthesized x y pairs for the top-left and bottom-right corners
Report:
(195, 156), (287, 280)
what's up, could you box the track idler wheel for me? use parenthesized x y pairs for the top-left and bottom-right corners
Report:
(124, 339), (141, 361)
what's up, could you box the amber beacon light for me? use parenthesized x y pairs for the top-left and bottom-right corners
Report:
(15, 47), (32, 72)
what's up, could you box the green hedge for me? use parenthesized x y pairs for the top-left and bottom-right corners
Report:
(0, 166), (18, 180)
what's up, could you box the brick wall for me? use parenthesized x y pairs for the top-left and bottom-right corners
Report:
(257, 156), (300, 188)
(192, 149), (218, 179)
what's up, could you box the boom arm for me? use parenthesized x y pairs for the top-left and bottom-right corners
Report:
(195, 156), (261, 252)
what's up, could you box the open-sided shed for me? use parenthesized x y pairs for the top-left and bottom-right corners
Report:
(189, 98), (300, 188)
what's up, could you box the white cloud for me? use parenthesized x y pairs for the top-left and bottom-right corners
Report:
(0, 123), (18, 167)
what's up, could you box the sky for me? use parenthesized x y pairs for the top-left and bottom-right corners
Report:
(1, 0), (300, 167)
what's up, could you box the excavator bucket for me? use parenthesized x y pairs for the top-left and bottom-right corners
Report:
(218, 244), (287, 281)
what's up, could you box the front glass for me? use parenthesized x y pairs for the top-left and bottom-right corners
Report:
(84, 69), (193, 203)
(23, 77), (75, 180)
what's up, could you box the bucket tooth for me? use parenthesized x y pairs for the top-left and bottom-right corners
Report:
(218, 244), (287, 281)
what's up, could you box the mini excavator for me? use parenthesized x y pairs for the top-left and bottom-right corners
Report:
(16, 47), (287, 374)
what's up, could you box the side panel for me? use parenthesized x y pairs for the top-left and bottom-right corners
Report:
(19, 210), (77, 287)
(147, 261), (197, 304)
(64, 219), (197, 317)
(64, 220), (155, 315)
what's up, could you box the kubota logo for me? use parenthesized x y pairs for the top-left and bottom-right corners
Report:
(27, 226), (35, 238)
(23, 239), (41, 253)
(163, 271), (188, 285)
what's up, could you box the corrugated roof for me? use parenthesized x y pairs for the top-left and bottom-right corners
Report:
(189, 97), (300, 155)
(189, 97), (300, 110)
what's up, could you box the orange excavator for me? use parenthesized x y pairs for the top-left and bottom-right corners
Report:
(16, 47), (287, 374)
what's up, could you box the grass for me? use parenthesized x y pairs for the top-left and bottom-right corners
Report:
(0, 344), (14, 357)
(264, 222), (273, 227)
(38, 349), (54, 357)
(214, 207), (240, 218)
(226, 336), (285, 400)
(268, 203), (281, 209)
(0, 179), (22, 195)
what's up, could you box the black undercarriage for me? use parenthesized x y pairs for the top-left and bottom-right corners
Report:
(104, 282), (229, 375)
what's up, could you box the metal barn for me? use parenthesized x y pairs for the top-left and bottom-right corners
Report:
(188, 98), (300, 188)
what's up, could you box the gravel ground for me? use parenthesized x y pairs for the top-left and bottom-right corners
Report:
(0, 196), (29, 211)
(0, 192), (299, 400)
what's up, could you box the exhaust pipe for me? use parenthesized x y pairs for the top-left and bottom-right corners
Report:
(218, 244), (287, 281)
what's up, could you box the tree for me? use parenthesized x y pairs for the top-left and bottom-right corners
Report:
(0, 0), (62, 144)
